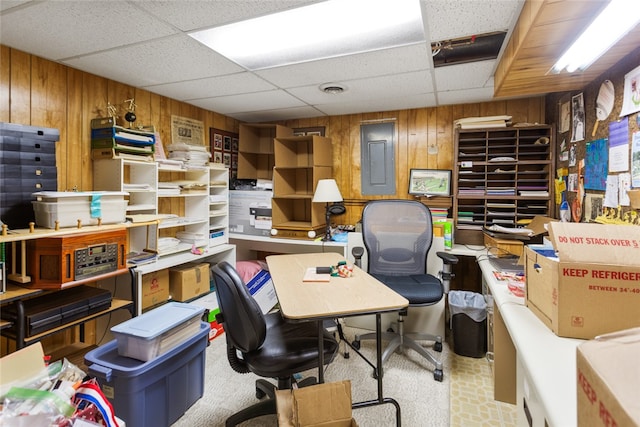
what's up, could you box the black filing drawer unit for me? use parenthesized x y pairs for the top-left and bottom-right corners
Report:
(0, 122), (59, 229)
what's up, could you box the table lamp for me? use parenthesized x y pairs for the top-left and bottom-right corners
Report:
(313, 179), (344, 241)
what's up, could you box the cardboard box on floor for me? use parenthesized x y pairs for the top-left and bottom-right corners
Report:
(525, 222), (640, 339)
(170, 262), (210, 301)
(577, 327), (640, 427)
(276, 380), (358, 427)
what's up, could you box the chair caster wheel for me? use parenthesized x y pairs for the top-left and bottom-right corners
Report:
(434, 369), (444, 382)
(387, 327), (394, 333)
(351, 340), (361, 350)
(434, 341), (443, 352)
(343, 352), (350, 359)
(256, 388), (266, 399)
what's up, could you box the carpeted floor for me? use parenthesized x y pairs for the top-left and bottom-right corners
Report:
(172, 325), (451, 426)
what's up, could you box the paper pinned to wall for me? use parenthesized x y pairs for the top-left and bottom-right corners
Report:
(620, 64), (640, 117)
(604, 175), (618, 207)
(608, 118), (629, 172)
(618, 173), (631, 206)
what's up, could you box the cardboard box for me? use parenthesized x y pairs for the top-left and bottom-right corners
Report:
(0, 342), (45, 397)
(190, 292), (224, 341)
(484, 216), (555, 257)
(525, 222), (640, 339)
(484, 233), (523, 257)
(246, 269), (278, 314)
(229, 190), (273, 236)
(170, 262), (210, 301)
(141, 269), (170, 309)
(577, 327), (640, 427)
(276, 380), (358, 427)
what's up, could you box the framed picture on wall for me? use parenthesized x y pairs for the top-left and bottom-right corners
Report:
(210, 127), (238, 179)
(408, 169), (452, 196)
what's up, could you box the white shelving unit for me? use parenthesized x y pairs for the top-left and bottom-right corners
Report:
(93, 158), (236, 315)
(157, 165), (210, 255)
(209, 163), (229, 247)
(93, 158), (157, 214)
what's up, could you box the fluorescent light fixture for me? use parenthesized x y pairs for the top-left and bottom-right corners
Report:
(551, 0), (640, 74)
(189, 0), (425, 70)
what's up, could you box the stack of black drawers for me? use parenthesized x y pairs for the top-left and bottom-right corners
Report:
(0, 123), (59, 229)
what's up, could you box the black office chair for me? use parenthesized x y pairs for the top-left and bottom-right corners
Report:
(351, 200), (458, 381)
(211, 261), (339, 426)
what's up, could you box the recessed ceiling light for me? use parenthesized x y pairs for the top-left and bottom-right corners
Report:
(320, 83), (347, 94)
(189, 0), (425, 70)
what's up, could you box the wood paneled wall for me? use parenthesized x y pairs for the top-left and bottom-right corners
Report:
(2, 44), (546, 228)
(283, 98), (546, 224)
(0, 45), (545, 353)
(0, 45), (241, 194)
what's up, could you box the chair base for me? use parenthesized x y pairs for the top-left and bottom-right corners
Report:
(225, 376), (317, 427)
(353, 317), (444, 382)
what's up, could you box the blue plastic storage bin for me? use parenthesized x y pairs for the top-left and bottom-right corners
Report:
(85, 321), (209, 427)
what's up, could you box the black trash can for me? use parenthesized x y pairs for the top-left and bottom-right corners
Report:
(448, 290), (487, 358)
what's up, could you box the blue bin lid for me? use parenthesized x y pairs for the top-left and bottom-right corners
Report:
(110, 302), (205, 340)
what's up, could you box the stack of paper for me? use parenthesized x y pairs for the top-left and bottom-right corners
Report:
(454, 115), (512, 129)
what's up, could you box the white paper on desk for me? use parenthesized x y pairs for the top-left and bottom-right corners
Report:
(302, 267), (331, 282)
(604, 175), (619, 207)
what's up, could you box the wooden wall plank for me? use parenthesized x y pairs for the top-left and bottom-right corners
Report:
(0, 46), (10, 122)
(9, 49), (31, 124)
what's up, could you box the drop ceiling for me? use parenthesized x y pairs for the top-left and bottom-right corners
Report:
(1, 0), (638, 123)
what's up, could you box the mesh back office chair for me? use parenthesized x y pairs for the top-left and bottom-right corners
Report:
(211, 262), (339, 427)
(351, 200), (458, 381)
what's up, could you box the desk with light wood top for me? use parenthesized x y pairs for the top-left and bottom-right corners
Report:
(266, 252), (408, 321)
(266, 252), (408, 426)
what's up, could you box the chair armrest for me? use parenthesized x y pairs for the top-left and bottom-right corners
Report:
(351, 246), (364, 268)
(436, 251), (459, 265)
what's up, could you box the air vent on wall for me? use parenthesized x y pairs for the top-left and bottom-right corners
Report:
(431, 31), (507, 67)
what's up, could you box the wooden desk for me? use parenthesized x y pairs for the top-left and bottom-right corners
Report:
(266, 252), (408, 426)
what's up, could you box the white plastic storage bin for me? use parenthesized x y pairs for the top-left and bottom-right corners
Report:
(110, 302), (205, 361)
(32, 191), (128, 228)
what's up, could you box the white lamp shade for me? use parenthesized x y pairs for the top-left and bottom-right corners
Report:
(313, 179), (343, 203)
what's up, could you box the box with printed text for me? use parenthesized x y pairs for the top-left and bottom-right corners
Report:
(525, 222), (640, 339)
(229, 190), (273, 236)
(577, 327), (640, 427)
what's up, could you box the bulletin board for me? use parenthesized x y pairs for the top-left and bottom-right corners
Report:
(210, 128), (238, 180)
(548, 49), (640, 223)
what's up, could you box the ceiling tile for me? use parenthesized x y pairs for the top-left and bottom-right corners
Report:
(256, 43), (432, 88)
(316, 93), (437, 116)
(288, 71), (434, 104)
(424, 0), (523, 41)
(134, 0), (324, 31)
(188, 90), (307, 114)
(437, 86), (495, 105)
(0, 1), (177, 60)
(146, 72), (276, 101)
(63, 35), (244, 88)
(231, 106), (325, 123)
(434, 60), (496, 91)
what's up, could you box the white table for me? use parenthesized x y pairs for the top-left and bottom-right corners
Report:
(230, 233), (347, 260)
(453, 244), (583, 427)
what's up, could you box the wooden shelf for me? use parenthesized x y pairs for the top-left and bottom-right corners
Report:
(19, 298), (132, 345)
(453, 126), (554, 245)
